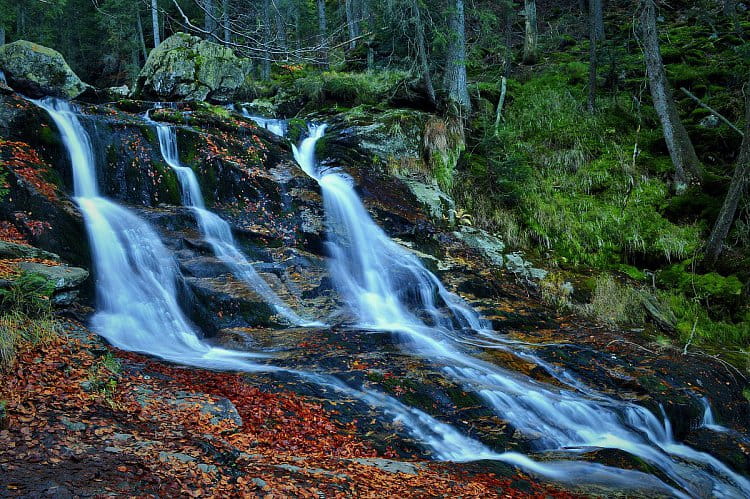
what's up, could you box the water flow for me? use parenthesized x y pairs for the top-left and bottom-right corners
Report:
(239, 107), (287, 137)
(152, 120), (312, 326)
(294, 125), (750, 497)
(34, 97), (266, 371)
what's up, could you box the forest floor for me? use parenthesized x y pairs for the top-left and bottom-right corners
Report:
(0, 318), (578, 498)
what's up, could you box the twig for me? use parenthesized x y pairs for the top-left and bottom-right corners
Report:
(682, 318), (697, 355)
(606, 339), (657, 355)
(680, 87), (744, 136)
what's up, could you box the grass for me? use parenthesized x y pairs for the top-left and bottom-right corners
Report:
(0, 272), (59, 371)
(293, 70), (411, 107)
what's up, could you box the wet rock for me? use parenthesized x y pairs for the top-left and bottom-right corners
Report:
(453, 227), (506, 267)
(0, 40), (90, 99)
(0, 241), (60, 261)
(159, 451), (195, 463)
(134, 33), (253, 103)
(59, 416), (86, 431)
(133, 386), (243, 428)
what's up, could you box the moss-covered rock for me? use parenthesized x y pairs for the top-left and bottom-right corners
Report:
(0, 40), (89, 99)
(134, 33), (253, 103)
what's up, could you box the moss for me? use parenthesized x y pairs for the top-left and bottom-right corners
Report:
(287, 118), (308, 144)
(658, 262), (743, 306)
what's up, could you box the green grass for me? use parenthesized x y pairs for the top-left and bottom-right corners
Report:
(293, 70), (411, 107)
(0, 272), (59, 371)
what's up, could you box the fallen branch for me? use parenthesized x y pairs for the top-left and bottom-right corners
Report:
(680, 87), (744, 136)
(494, 76), (507, 134)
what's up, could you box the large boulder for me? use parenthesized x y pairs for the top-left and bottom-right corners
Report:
(0, 41), (89, 99)
(134, 33), (253, 103)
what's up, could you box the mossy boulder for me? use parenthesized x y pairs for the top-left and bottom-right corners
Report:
(134, 33), (253, 103)
(0, 41), (89, 99)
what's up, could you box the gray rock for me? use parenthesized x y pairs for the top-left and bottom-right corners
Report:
(17, 262), (88, 289)
(699, 115), (721, 128)
(251, 478), (267, 488)
(350, 458), (422, 475)
(504, 252), (548, 281)
(105, 446), (122, 453)
(59, 416), (86, 431)
(135, 33), (253, 102)
(453, 227), (506, 267)
(0, 41), (89, 99)
(159, 451), (195, 463)
(0, 241), (59, 261)
(133, 386), (243, 427)
(197, 463), (217, 473)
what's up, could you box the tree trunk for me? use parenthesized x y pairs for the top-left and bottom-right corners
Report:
(151, 0), (160, 47)
(590, 0), (604, 41)
(136, 12), (148, 61)
(502, 3), (514, 77)
(446, 0), (471, 113)
(345, 0), (360, 50)
(639, 0), (702, 189)
(0, 27), (5, 46)
(222, 0), (231, 43)
(704, 83), (750, 265)
(317, 0), (329, 68)
(205, 0), (216, 37)
(275, 2), (287, 52)
(522, 0), (538, 64)
(723, 0), (737, 17)
(588, 0), (598, 112)
(261, 0), (271, 80)
(410, 0), (436, 105)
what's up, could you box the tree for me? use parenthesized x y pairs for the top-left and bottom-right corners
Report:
(409, 0), (435, 105)
(204, 0), (216, 37)
(151, 0), (160, 47)
(590, 0), (604, 41)
(445, 0), (471, 113)
(704, 83), (750, 265)
(522, 0), (538, 65)
(639, 0), (702, 189)
(317, 0), (328, 68)
(222, 0), (230, 43)
(261, 0), (271, 80)
(587, 0), (598, 112)
(345, 0), (360, 50)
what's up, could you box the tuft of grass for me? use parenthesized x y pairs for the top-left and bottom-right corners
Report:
(587, 276), (644, 327)
(293, 70), (410, 107)
(0, 271), (59, 371)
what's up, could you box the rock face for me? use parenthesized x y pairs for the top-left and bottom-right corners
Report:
(17, 261), (89, 306)
(134, 33), (253, 103)
(0, 41), (89, 99)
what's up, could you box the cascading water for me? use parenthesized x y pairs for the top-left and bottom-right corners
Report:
(33, 97), (266, 371)
(239, 107), (288, 137)
(150, 118), (312, 326)
(294, 125), (750, 497)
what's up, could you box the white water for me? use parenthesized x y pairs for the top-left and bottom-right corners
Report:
(33, 98), (267, 371)
(239, 107), (287, 137)
(151, 119), (312, 326)
(294, 125), (750, 497)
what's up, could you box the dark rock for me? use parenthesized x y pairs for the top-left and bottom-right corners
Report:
(134, 33), (253, 103)
(0, 41), (89, 99)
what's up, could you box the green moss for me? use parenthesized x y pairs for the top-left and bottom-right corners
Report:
(293, 70), (410, 107)
(658, 262), (743, 305)
(287, 118), (308, 144)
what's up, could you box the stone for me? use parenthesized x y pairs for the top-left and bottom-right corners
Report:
(251, 478), (267, 488)
(17, 262), (89, 305)
(59, 416), (86, 431)
(159, 451), (195, 463)
(351, 458), (422, 475)
(0, 41), (89, 99)
(453, 227), (506, 267)
(135, 33), (253, 103)
(0, 241), (60, 262)
(197, 463), (217, 473)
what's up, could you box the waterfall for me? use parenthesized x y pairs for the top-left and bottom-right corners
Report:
(294, 125), (750, 497)
(239, 107), (288, 137)
(151, 119), (313, 326)
(33, 97), (267, 371)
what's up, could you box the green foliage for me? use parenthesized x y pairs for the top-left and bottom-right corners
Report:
(0, 311), (59, 371)
(659, 291), (749, 348)
(658, 261), (743, 310)
(293, 70), (411, 107)
(0, 271), (54, 316)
